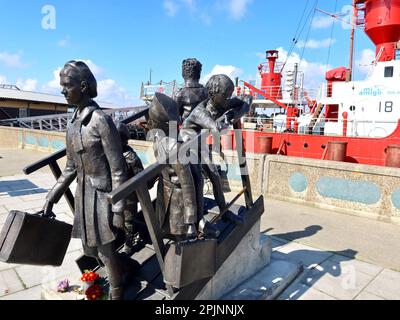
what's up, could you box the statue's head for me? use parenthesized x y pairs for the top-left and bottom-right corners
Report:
(206, 74), (234, 108)
(182, 58), (202, 82)
(148, 92), (180, 133)
(60, 60), (97, 106)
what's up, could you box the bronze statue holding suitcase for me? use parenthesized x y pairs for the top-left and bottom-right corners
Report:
(41, 60), (137, 300)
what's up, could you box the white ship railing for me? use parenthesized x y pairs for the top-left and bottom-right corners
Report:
(243, 116), (399, 137)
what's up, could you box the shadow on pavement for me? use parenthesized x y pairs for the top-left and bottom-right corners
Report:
(276, 248), (358, 300)
(0, 180), (48, 197)
(268, 225), (323, 242)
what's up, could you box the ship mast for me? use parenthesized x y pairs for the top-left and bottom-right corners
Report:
(348, 0), (357, 81)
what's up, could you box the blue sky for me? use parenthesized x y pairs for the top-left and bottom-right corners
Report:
(0, 0), (376, 107)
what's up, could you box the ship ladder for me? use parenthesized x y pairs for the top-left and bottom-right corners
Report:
(306, 103), (323, 135)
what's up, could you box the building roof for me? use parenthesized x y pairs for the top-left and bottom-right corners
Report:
(0, 86), (119, 109)
(0, 87), (67, 105)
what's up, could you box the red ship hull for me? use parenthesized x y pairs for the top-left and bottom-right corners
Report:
(224, 120), (400, 167)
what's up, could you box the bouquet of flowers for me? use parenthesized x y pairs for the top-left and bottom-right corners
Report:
(81, 270), (100, 283)
(85, 284), (104, 301)
(57, 279), (70, 293)
(80, 270), (107, 300)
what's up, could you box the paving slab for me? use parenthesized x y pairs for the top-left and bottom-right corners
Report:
(0, 285), (44, 300)
(0, 205), (9, 214)
(0, 261), (17, 272)
(268, 235), (289, 251)
(278, 282), (337, 300)
(19, 193), (48, 202)
(0, 269), (25, 297)
(329, 254), (383, 277)
(299, 259), (375, 300)
(15, 251), (82, 289)
(355, 291), (385, 300)
(0, 148), (56, 177)
(362, 269), (400, 300)
(4, 199), (47, 212)
(272, 241), (334, 269)
(262, 198), (400, 271)
(66, 239), (83, 254)
(0, 196), (24, 207)
(0, 211), (9, 226)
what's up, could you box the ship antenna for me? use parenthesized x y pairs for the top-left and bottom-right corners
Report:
(325, 0), (338, 73)
(280, 0), (319, 74)
(299, 0), (319, 63)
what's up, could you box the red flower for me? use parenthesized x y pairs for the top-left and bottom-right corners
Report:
(81, 271), (100, 282)
(85, 284), (103, 300)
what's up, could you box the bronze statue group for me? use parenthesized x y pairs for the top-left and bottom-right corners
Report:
(41, 59), (251, 299)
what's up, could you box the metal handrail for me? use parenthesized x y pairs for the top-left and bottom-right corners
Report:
(23, 108), (149, 175)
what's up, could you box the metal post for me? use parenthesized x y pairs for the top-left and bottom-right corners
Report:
(232, 122), (253, 208)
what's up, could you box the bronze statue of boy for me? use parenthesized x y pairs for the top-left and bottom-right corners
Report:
(147, 92), (199, 241)
(174, 58), (208, 121)
(182, 74), (251, 223)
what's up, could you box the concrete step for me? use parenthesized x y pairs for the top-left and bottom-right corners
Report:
(221, 258), (302, 300)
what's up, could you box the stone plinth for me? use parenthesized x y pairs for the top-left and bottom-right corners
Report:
(195, 219), (272, 300)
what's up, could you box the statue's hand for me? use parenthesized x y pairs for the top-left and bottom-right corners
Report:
(186, 224), (198, 240)
(42, 200), (56, 218)
(217, 116), (229, 131)
(112, 211), (124, 230)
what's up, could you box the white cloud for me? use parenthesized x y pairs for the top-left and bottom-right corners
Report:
(80, 60), (104, 77)
(164, 0), (197, 17)
(296, 38), (336, 49)
(42, 61), (138, 107)
(42, 67), (62, 95)
(164, 0), (179, 16)
(0, 75), (8, 84)
(312, 15), (334, 29)
(355, 48), (375, 76)
(276, 47), (331, 91)
(16, 78), (38, 91)
(163, 0), (252, 23)
(201, 64), (243, 84)
(0, 51), (26, 68)
(228, 0), (253, 20)
(255, 52), (266, 59)
(97, 79), (138, 107)
(57, 37), (70, 47)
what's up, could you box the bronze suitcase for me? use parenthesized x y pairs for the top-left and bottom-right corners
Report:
(164, 238), (217, 289)
(0, 210), (72, 266)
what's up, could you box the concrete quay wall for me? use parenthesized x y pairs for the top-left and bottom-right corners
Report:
(262, 155), (400, 225)
(1, 126), (399, 223)
(0, 126), (66, 152)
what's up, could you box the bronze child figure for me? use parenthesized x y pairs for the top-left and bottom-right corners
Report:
(174, 58), (208, 122)
(115, 122), (144, 255)
(182, 74), (251, 223)
(42, 60), (136, 300)
(147, 92), (199, 241)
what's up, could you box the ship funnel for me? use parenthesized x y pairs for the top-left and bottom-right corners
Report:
(359, 0), (400, 61)
(266, 50), (279, 73)
(260, 50), (282, 99)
